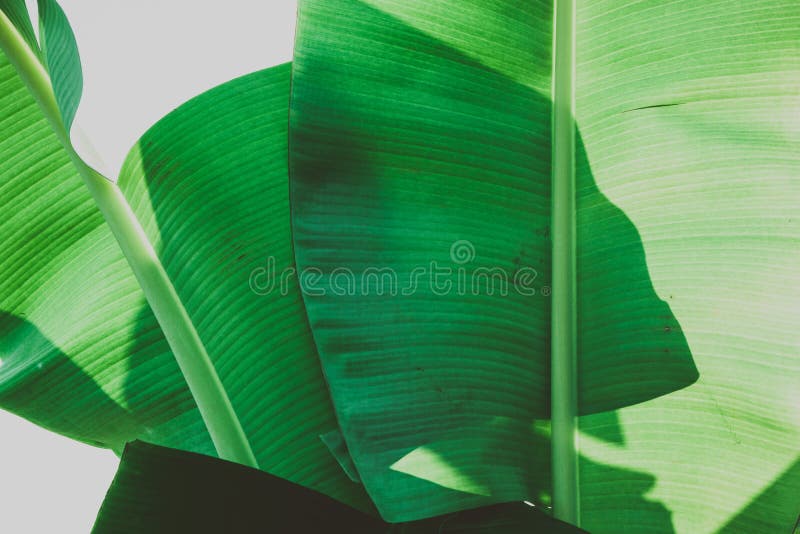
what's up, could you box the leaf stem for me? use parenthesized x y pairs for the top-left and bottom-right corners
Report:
(0, 9), (258, 468)
(551, 0), (579, 525)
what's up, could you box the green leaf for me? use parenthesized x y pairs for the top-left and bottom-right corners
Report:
(1, 1), (797, 532)
(0, 0), (81, 129)
(0, 27), (177, 452)
(93, 441), (585, 534)
(116, 63), (370, 509)
(0, 5), (371, 512)
(0, 1), (40, 58)
(289, 0), (797, 530)
(36, 0), (82, 129)
(290, 0), (554, 521)
(574, 1), (800, 533)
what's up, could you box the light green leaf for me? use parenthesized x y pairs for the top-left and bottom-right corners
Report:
(1, 0), (797, 531)
(0, 3), (371, 512)
(289, 0), (799, 531)
(0, 32), (181, 453)
(574, 1), (800, 533)
(0, 0), (40, 57)
(0, 0), (81, 129)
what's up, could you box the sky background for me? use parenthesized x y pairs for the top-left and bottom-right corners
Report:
(2, 2), (297, 532)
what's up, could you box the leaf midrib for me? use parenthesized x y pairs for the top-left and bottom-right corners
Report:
(0, 7), (257, 468)
(550, 0), (579, 525)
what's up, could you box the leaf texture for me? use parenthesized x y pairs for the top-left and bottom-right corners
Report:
(117, 63), (370, 509)
(36, 0), (82, 129)
(290, 0), (799, 530)
(290, 0), (554, 521)
(0, 24), (371, 511)
(573, 1), (800, 532)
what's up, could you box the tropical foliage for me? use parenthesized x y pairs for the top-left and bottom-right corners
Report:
(0, 0), (797, 532)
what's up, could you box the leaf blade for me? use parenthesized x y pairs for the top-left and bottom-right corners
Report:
(117, 63), (371, 509)
(290, 0), (553, 521)
(573, 1), (800, 531)
(0, 3), (371, 510)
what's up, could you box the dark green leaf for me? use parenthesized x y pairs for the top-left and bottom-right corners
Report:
(93, 441), (586, 534)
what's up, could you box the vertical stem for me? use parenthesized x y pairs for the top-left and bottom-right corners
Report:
(79, 168), (259, 470)
(551, 0), (579, 525)
(0, 9), (257, 469)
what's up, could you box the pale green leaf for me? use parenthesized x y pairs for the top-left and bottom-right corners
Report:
(574, 1), (800, 532)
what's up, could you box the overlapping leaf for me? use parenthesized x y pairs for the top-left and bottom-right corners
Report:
(290, 0), (554, 521)
(0, 2), (371, 512)
(289, 0), (799, 531)
(2, 1), (798, 532)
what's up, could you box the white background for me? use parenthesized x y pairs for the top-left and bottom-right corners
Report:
(1, 1), (297, 532)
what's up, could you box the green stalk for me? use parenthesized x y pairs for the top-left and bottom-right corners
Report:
(0, 10), (258, 469)
(550, 0), (579, 525)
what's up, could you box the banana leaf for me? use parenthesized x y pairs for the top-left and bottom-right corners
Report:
(289, 0), (799, 530)
(0, 0), (370, 512)
(0, 0), (797, 532)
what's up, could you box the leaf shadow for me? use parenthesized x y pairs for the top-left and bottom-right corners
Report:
(291, 0), (698, 526)
(716, 458), (800, 533)
(579, 452), (675, 533)
(0, 310), (139, 451)
(576, 133), (699, 419)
